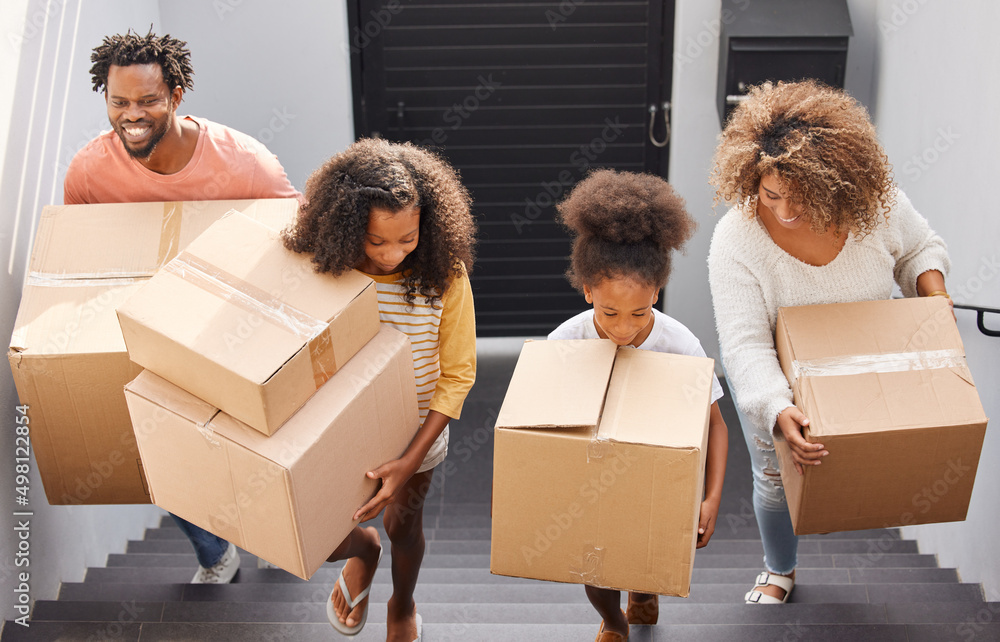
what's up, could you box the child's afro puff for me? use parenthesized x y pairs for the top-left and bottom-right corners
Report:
(557, 169), (695, 291)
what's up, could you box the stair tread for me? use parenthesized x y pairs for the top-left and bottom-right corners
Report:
(138, 528), (919, 554)
(27, 600), (906, 624)
(121, 540), (940, 571)
(55, 580), (985, 605)
(2, 620), (934, 642)
(83, 565), (959, 587)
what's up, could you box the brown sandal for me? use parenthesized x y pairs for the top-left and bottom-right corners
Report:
(595, 610), (629, 641)
(625, 591), (659, 625)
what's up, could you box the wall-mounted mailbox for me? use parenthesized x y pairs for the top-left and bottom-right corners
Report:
(717, 0), (853, 128)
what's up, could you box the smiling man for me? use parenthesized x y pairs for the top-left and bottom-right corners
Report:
(62, 31), (299, 584)
(64, 30), (298, 204)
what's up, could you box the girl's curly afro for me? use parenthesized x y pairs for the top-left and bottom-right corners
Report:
(283, 138), (475, 306)
(710, 79), (894, 236)
(557, 169), (695, 290)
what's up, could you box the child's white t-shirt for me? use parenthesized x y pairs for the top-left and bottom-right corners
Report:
(548, 308), (725, 404)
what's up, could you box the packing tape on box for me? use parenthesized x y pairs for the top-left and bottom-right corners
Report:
(24, 202), (185, 283)
(790, 348), (967, 382)
(568, 544), (606, 585)
(587, 437), (613, 463)
(197, 417), (221, 448)
(156, 202), (185, 268)
(24, 275), (148, 287)
(163, 251), (338, 390)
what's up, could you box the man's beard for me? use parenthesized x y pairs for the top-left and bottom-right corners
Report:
(114, 121), (168, 160)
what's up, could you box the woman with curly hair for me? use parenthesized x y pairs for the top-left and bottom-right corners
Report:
(708, 80), (951, 604)
(549, 169), (728, 641)
(284, 138), (476, 640)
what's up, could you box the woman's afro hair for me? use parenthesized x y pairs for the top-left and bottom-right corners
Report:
(283, 138), (475, 306)
(89, 29), (194, 94)
(557, 169), (695, 291)
(710, 79), (894, 236)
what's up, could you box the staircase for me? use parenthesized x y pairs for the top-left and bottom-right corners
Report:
(4, 346), (998, 641)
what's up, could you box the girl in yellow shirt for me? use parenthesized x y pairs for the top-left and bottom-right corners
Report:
(284, 138), (477, 641)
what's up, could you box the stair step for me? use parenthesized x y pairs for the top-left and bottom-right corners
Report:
(28, 600), (164, 622)
(0, 621), (144, 641)
(9, 617), (998, 642)
(885, 600), (1000, 623)
(120, 539), (939, 572)
(82, 563), (961, 588)
(1, 620), (927, 642)
(151, 518), (904, 543)
(55, 580), (985, 605)
(905, 623), (1000, 642)
(28, 600), (902, 624)
(137, 526), (920, 554)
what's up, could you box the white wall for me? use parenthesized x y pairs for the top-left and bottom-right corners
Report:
(0, 0), (355, 620)
(666, 0), (879, 363)
(157, 0), (355, 190)
(669, 0), (999, 600)
(1, 0), (166, 621)
(870, 0), (1000, 600)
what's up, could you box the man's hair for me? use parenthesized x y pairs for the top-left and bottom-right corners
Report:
(89, 29), (194, 94)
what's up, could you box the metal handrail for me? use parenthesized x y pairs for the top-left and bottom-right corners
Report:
(954, 303), (1000, 338)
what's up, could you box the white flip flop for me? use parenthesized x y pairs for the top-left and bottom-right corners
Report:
(327, 545), (383, 635)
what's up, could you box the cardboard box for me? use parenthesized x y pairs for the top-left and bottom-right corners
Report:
(490, 339), (714, 597)
(117, 211), (380, 435)
(774, 297), (989, 535)
(123, 326), (420, 580)
(8, 199), (300, 505)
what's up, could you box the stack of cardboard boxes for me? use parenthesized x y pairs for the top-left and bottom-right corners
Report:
(8, 199), (300, 505)
(9, 202), (421, 579)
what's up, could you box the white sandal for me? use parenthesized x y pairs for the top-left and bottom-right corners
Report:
(744, 570), (794, 604)
(327, 545), (383, 635)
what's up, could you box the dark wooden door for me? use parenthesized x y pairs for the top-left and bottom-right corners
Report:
(350, 0), (675, 336)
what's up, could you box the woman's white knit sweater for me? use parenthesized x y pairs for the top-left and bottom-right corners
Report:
(707, 188), (950, 437)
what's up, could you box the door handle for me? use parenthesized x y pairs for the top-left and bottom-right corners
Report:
(648, 102), (670, 148)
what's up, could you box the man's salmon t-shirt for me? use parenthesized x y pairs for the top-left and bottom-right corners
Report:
(63, 116), (299, 204)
